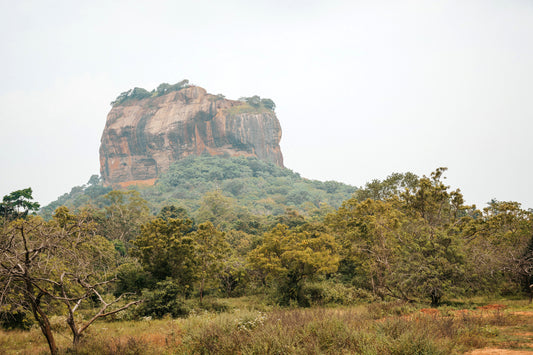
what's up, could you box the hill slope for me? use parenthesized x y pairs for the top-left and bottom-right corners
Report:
(41, 156), (356, 222)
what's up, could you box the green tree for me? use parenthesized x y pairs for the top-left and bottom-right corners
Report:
(352, 172), (418, 202)
(248, 223), (339, 305)
(245, 95), (261, 107)
(327, 198), (408, 299)
(327, 168), (472, 306)
(196, 190), (236, 230)
(0, 188), (40, 222)
(260, 98), (276, 111)
(192, 222), (229, 302)
(132, 218), (197, 290)
(158, 205), (190, 221)
(464, 200), (533, 298)
(101, 190), (150, 243)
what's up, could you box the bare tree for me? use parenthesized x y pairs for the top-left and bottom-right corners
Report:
(0, 206), (141, 354)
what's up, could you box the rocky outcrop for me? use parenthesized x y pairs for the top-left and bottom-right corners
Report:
(99, 85), (283, 186)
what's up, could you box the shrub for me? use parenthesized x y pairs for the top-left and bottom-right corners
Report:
(300, 280), (376, 306)
(137, 279), (189, 318)
(366, 300), (418, 319)
(0, 310), (34, 330)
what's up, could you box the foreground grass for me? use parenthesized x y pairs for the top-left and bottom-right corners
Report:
(0, 299), (532, 354)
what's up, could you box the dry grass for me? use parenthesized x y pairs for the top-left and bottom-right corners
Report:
(0, 300), (531, 354)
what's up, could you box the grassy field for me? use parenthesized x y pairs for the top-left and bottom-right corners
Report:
(0, 298), (532, 355)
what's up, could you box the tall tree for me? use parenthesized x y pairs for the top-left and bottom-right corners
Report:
(328, 168), (472, 306)
(0, 188), (40, 222)
(192, 222), (229, 302)
(465, 200), (533, 298)
(100, 190), (150, 243)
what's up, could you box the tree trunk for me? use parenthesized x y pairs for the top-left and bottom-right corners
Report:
(30, 300), (58, 355)
(199, 277), (205, 303)
(430, 289), (441, 307)
(67, 314), (81, 346)
(73, 333), (81, 346)
(25, 282), (57, 355)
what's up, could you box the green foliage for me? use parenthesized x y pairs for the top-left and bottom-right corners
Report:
(248, 223), (340, 305)
(0, 310), (34, 330)
(260, 98), (276, 111)
(36, 162), (533, 311)
(300, 280), (376, 306)
(100, 190), (151, 243)
(218, 254), (249, 297)
(132, 217), (196, 287)
(0, 188), (40, 222)
(40, 176), (112, 219)
(148, 155), (356, 223)
(111, 79), (190, 106)
(138, 279), (189, 318)
(464, 199), (533, 296)
(114, 260), (151, 296)
(192, 222), (229, 301)
(0, 204), (137, 353)
(352, 172), (419, 202)
(41, 156), (356, 229)
(157, 205), (189, 220)
(226, 95), (276, 115)
(328, 168), (475, 305)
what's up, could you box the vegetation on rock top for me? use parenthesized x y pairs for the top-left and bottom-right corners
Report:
(110, 79), (191, 106)
(110, 79), (277, 113)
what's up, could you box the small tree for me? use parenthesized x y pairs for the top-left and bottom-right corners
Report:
(260, 98), (276, 111)
(248, 223), (339, 305)
(246, 95), (261, 107)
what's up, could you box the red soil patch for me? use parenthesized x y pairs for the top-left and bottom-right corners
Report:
(467, 349), (533, 354)
(420, 308), (440, 315)
(477, 304), (507, 311)
(117, 178), (157, 188)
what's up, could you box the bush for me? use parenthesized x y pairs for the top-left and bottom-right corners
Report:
(300, 280), (376, 306)
(137, 279), (190, 318)
(0, 310), (34, 330)
(366, 300), (418, 319)
(189, 298), (230, 314)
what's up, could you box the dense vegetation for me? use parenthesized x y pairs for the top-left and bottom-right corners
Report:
(41, 156), (356, 223)
(1, 164), (532, 354)
(3, 302), (532, 354)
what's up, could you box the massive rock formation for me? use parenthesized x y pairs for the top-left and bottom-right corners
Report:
(99, 85), (283, 186)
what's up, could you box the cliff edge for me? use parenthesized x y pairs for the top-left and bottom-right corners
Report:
(99, 83), (284, 186)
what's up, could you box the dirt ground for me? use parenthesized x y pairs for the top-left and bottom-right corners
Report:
(467, 349), (533, 354)
(465, 306), (533, 354)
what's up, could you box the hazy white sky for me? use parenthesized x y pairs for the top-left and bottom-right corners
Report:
(1, 0), (532, 209)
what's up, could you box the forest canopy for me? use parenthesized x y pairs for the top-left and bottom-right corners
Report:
(2, 164), (532, 354)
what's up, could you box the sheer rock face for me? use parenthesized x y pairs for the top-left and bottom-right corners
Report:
(99, 86), (283, 186)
